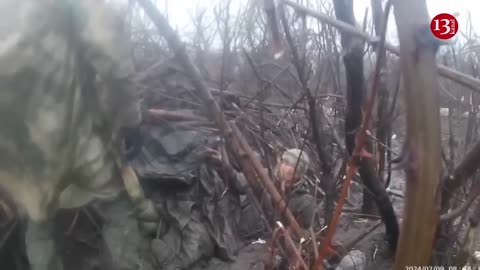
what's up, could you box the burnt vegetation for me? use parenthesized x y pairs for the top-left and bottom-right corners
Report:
(5, 0), (480, 269)
(130, 0), (480, 268)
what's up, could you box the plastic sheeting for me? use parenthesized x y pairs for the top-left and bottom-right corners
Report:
(130, 123), (242, 269)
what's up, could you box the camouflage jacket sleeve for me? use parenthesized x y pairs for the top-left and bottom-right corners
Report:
(77, 0), (141, 128)
(287, 192), (316, 229)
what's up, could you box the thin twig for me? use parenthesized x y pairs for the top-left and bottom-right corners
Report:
(284, 0), (480, 94)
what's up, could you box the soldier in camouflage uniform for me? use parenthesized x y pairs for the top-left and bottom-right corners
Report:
(239, 148), (316, 238)
(0, 0), (142, 269)
(275, 148), (316, 230)
(271, 149), (316, 269)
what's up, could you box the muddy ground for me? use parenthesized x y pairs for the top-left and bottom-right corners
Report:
(97, 147), (405, 270)
(43, 168), (405, 270)
(0, 140), (406, 270)
(193, 161), (406, 270)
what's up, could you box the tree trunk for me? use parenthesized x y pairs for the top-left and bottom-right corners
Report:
(392, 0), (443, 268)
(333, 0), (398, 252)
(371, 0), (390, 189)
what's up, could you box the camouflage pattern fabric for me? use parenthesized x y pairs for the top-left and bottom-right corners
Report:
(279, 149), (315, 229)
(246, 181), (315, 231)
(286, 184), (316, 229)
(0, 0), (140, 224)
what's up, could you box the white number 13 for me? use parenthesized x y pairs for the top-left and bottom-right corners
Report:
(433, 19), (452, 35)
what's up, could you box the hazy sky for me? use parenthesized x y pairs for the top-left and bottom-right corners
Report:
(160, 0), (480, 43)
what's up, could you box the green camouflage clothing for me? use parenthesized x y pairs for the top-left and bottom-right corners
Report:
(285, 182), (316, 229)
(0, 0), (139, 224)
(239, 149), (316, 235)
(280, 148), (315, 229)
(0, 1), (140, 269)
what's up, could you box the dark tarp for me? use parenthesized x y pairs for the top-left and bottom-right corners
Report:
(130, 121), (243, 269)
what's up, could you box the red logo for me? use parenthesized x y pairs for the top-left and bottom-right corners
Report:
(430, 13), (458, 40)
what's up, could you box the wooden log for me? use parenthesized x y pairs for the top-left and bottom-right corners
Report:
(392, 0), (443, 268)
